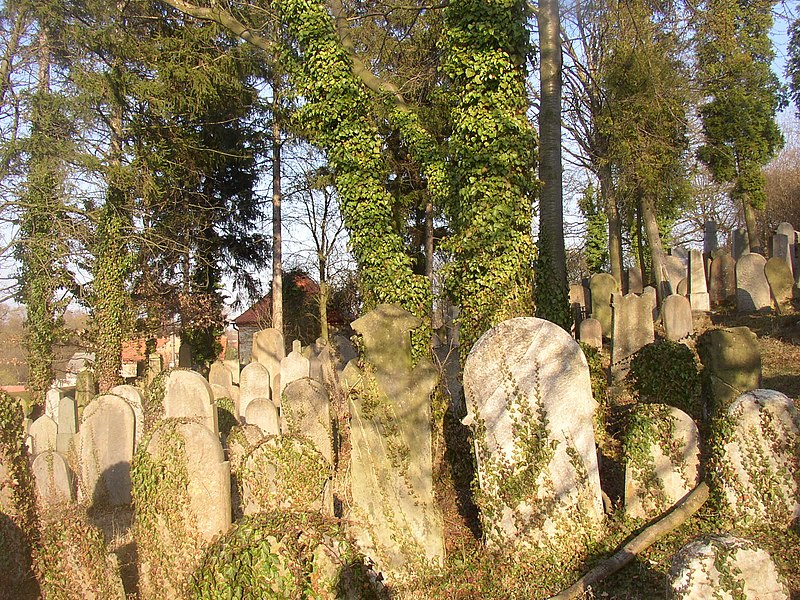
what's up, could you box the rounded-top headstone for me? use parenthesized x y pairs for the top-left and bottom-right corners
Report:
(239, 362), (272, 416)
(163, 370), (218, 435)
(589, 273), (619, 337)
(662, 294), (693, 341)
(736, 253), (770, 313)
(243, 398), (279, 436)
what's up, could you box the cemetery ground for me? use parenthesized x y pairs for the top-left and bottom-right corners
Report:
(58, 310), (799, 600)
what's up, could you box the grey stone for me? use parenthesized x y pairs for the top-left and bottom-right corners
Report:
(239, 362), (272, 417)
(664, 254), (687, 296)
(79, 394), (135, 506)
(56, 396), (77, 453)
(75, 369), (95, 415)
(624, 405), (700, 520)
(736, 253), (771, 313)
(709, 252), (736, 306)
(279, 340), (310, 397)
(771, 232), (791, 268)
(676, 278), (688, 297)
(611, 293), (655, 381)
(627, 267), (644, 295)
(579, 318), (602, 350)
(163, 370), (218, 435)
(589, 273), (619, 337)
(45, 388), (62, 424)
(109, 385), (144, 447)
(697, 326), (761, 415)
(282, 378), (332, 464)
(251, 328), (284, 392)
(715, 390), (799, 527)
(765, 256), (794, 314)
(178, 342), (192, 368)
(703, 220), (719, 256)
(569, 282), (590, 309)
(463, 317), (604, 550)
(688, 249), (710, 311)
(669, 535), (788, 600)
(32, 450), (75, 505)
(224, 358), (240, 385)
(643, 286), (658, 321)
(732, 227), (750, 261)
(208, 360), (233, 394)
(662, 295), (693, 341)
(331, 334), (358, 370)
(243, 398), (280, 436)
(27, 415), (57, 457)
(347, 304), (443, 575)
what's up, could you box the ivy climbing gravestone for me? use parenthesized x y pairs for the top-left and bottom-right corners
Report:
(611, 292), (655, 381)
(345, 304), (443, 577)
(589, 272), (618, 337)
(282, 378), (333, 464)
(463, 317), (604, 551)
(697, 327), (761, 415)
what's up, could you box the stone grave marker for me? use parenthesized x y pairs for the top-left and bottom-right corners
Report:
(703, 220), (719, 256)
(579, 317), (602, 350)
(178, 341), (192, 368)
(239, 362), (272, 417)
(669, 534), (789, 600)
(771, 232), (791, 268)
(765, 256), (794, 314)
(624, 405), (700, 520)
(146, 353), (162, 389)
(32, 450), (75, 505)
(709, 252), (736, 306)
(676, 278), (688, 297)
(252, 328), (284, 397)
(224, 358), (240, 385)
(627, 266), (644, 295)
(45, 388), (62, 424)
(75, 368), (95, 417)
(243, 398), (279, 436)
(79, 394), (135, 506)
(643, 286), (658, 321)
(611, 293), (655, 381)
(346, 304), (444, 576)
(697, 326), (761, 415)
(736, 252), (771, 313)
(776, 221), (796, 270)
(280, 340), (310, 397)
(209, 383), (230, 401)
(56, 395), (77, 453)
(282, 378), (333, 464)
(713, 389), (799, 527)
(208, 360), (233, 395)
(331, 334), (358, 371)
(27, 415), (57, 457)
(463, 317), (604, 551)
(163, 370), (218, 435)
(569, 282), (590, 312)
(109, 384), (145, 446)
(662, 294), (693, 341)
(664, 254), (687, 296)
(226, 424), (266, 474)
(589, 272), (618, 337)
(732, 227), (750, 260)
(688, 249), (710, 311)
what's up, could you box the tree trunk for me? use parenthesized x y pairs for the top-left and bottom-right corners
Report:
(600, 163), (623, 286)
(640, 194), (668, 300)
(742, 195), (762, 255)
(424, 197), (434, 319)
(636, 204), (646, 283)
(271, 107), (283, 335)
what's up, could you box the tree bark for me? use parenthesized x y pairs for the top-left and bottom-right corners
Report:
(600, 162), (623, 286)
(272, 108), (283, 335)
(640, 193), (668, 300)
(742, 195), (762, 255)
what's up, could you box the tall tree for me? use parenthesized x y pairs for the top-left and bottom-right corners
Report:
(695, 0), (784, 254)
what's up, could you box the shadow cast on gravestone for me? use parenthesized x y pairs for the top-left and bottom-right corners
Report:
(0, 512), (40, 600)
(443, 400), (482, 541)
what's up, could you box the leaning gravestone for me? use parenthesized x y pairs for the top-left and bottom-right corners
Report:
(463, 317), (604, 551)
(26, 414), (57, 457)
(668, 534), (789, 600)
(709, 252), (736, 306)
(579, 317), (602, 350)
(712, 389), (800, 527)
(589, 273), (618, 337)
(624, 405), (700, 520)
(282, 378), (333, 464)
(243, 398), (279, 436)
(697, 327), (761, 415)
(163, 370), (218, 435)
(239, 362), (272, 417)
(662, 294), (694, 342)
(765, 257), (794, 314)
(736, 253), (771, 313)
(110, 385), (145, 446)
(688, 249), (710, 311)
(611, 293), (655, 381)
(79, 394), (135, 506)
(56, 396), (77, 453)
(135, 419), (231, 600)
(346, 304), (444, 577)
(32, 450), (75, 506)
(279, 340), (310, 397)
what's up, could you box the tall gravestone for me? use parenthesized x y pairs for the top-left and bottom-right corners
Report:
(662, 294), (694, 342)
(764, 257), (794, 314)
(345, 304), (443, 577)
(627, 267), (644, 295)
(775, 222), (796, 275)
(251, 328), (284, 396)
(56, 395), (77, 453)
(709, 252), (736, 306)
(79, 394), (135, 506)
(611, 293), (655, 381)
(732, 227), (750, 260)
(110, 385), (145, 447)
(45, 388), (62, 424)
(282, 378), (333, 464)
(589, 273), (618, 337)
(688, 249), (710, 311)
(27, 415), (57, 457)
(703, 220), (719, 256)
(279, 340), (310, 398)
(75, 368), (95, 418)
(32, 450), (75, 506)
(239, 362), (272, 417)
(243, 398), (279, 436)
(163, 370), (218, 435)
(178, 342), (192, 368)
(208, 361), (234, 396)
(664, 254), (687, 297)
(463, 317), (604, 551)
(697, 327), (761, 415)
(736, 253), (771, 313)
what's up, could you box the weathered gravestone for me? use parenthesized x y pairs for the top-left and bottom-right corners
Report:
(45, 388), (62, 424)
(79, 394), (135, 506)
(732, 227), (750, 260)
(697, 327), (761, 415)
(75, 368), (96, 417)
(110, 384), (145, 446)
(282, 378), (333, 464)
(280, 340), (310, 397)
(135, 419), (231, 600)
(243, 398), (279, 436)
(771, 232), (791, 269)
(664, 254), (687, 296)
(668, 534), (789, 600)
(624, 405), (700, 520)
(589, 273), (618, 337)
(579, 317), (602, 350)
(32, 450), (75, 505)
(676, 278), (688, 297)
(627, 266), (644, 295)
(688, 249), (710, 311)
(569, 282), (590, 313)
(178, 342), (192, 368)
(251, 328), (283, 395)
(611, 293), (655, 381)
(765, 256), (794, 314)
(662, 294), (694, 342)
(736, 252), (771, 313)
(712, 389), (800, 527)
(56, 395), (77, 453)
(345, 304), (444, 576)
(239, 362), (272, 417)
(238, 435), (330, 516)
(703, 220), (719, 256)
(163, 370), (218, 435)
(26, 414), (57, 457)
(208, 360), (234, 395)
(709, 252), (736, 306)
(775, 222), (796, 274)
(146, 353), (162, 389)
(463, 317), (604, 551)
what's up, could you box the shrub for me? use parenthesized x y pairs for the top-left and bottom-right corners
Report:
(627, 340), (701, 419)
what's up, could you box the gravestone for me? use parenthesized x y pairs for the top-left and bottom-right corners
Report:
(688, 249), (710, 311)
(163, 370), (218, 435)
(703, 220), (719, 256)
(209, 383), (230, 401)
(109, 385), (145, 446)
(32, 450), (75, 505)
(136, 419), (231, 599)
(709, 252), (736, 306)
(331, 334), (358, 371)
(627, 266), (644, 295)
(676, 278), (688, 297)
(776, 222), (796, 273)
(238, 435), (330, 515)
(589, 273), (618, 337)
(765, 257), (794, 314)
(624, 405), (700, 520)
(463, 317), (604, 551)
(79, 394), (135, 506)
(643, 286), (658, 321)
(611, 293), (655, 381)
(736, 253), (771, 313)
(346, 304), (443, 576)
(282, 378), (333, 464)
(252, 328), (283, 397)
(669, 535), (789, 600)
(27, 415), (57, 457)
(208, 361), (233, 395)
(697, 326), (761, 415)
(239, 362), (272, 417)
(243, 398), (279, 436)
(579, 318), (602, 350)
(226, 424), (266, 474)
(146, 353), (162, 389)
(45, 388), (62, 424)
(224, 358), (240, 385)
(178, 342), (192, 368)
(732, 227), (750, 260)
(662, 294), (693, 342)
(664, 254), (687, 296)
(771, 232), (791, 269)
(279, 340), (310, 397)
(75, 368), (95, 417)
(56, 396), (77, 453)
(569, 282), (590, 312)
(713, 389), (799, 527)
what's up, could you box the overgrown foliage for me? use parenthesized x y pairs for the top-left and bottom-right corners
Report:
(628, 341), (701, 420)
